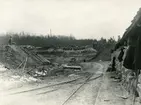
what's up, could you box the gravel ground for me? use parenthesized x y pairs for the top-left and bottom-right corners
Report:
(1, 62), (140, 105)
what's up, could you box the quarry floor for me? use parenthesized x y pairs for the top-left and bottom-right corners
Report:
(0, 62), (141, 105)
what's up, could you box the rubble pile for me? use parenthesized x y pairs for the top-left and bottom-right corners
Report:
(0, 45), (83, 78)
(0, 45), (52, 78)
(0, 63), (40, 90)
(0, 45), (50, 68)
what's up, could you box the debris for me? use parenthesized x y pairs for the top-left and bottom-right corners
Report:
(20, 76), (30, 82)
(137, 84), (141, 96)
(29, 77), (37, 82)
(68, 74), (79, 77)
(23, 57), (28, 71)
(0, 67), (7, 72)
(15, 60), (24, 69)
(0, 64), (8, 72)
(35, 70), (47, 76)
(115, 94), (129, 99)
(62, 65), (82, 71)
(11, 75), (20, 79)
(104, 99), (110, 101)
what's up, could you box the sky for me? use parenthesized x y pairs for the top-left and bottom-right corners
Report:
(0, 0), (141, 39)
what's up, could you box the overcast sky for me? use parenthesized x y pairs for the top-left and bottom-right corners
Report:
(0, 0), (141, 39)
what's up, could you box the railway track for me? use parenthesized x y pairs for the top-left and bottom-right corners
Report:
(10, 76), (84, 95)
(60, 63), (105, 105)
(10, 63), (102, 94)
(6, 62), (106, 105)
(10, 63), (104, 95)
(11, 72), (103, 95)
(2, 62), (132, 105)
(37, 73), (104, 95)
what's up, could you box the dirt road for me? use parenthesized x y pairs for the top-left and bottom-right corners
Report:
(0, 62), (136, 105)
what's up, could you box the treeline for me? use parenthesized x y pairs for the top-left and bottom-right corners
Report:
(0, 32), (117, 50)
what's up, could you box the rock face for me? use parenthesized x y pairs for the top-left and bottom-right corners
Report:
(111, 46), (141, 98)
(138, 75), (141, 97)
(112, 8), (141, 99)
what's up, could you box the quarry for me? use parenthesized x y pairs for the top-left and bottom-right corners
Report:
(1, 2), (141, 105)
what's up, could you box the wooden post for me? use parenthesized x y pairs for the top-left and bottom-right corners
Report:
(23, 57), (28, 71)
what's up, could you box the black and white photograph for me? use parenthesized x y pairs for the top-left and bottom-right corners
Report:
(0, 0), (141, 105)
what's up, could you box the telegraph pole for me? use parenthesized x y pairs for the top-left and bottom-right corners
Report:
(50, 29), (52, 36)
